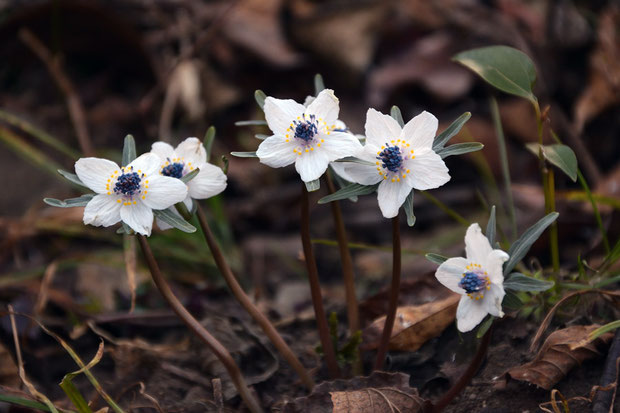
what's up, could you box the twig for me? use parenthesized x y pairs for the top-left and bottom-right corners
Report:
(136, 235), (263, 413)
(18, 28), (94, 156)
(592, 328), (620, 413)
(300, 184), (341, 378)
(373, 216), (401, 371)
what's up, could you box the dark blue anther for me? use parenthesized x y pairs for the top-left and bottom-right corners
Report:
(162, 162), (185, 179)
(293, 115), (318, 142)
(114, 172), (142, 196)
(458, 272), (487, 294)
(377, 144), (403, 172)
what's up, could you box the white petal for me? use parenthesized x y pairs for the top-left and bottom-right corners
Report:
(376, 179), (412, 219)
(465, 223), (493, 266)
(364, 108), (402, 147)
(329, 162), (355, 182)
(401, 110), (438, 149)
(485, 249), (509, 284)
(150, 142), (175, 161)
(83, 194), (121, 227)
(456, 296), (488, 332)
(188, 163), (227, 199)
(341, 162), (382, 185)
(435, 257), (468, 294)
(175, 137), (207, 165)
(121, 201), (154, 236)
(484, 284), (505, 318)
(75, 158), (119, 194)
(256, 135), (297, 168)
(142, 175), (188, 210)
(128, 153), (161, 177)
(295, 149), (330, 182)
(403, 149), (450, 190)
(156, 215), (173, 231)
(320, 131), (363, 161)
(264, 97), (305, 135)
(305, 89), (339, 126)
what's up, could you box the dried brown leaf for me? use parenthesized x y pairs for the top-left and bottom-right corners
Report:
(504, 325), (614, 390)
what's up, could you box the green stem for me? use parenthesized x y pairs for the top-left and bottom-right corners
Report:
(420, 190), (469, 226)
(136, 235), (263, 413)
(300, 184), (341, 378)
(373, 216), (401, 371)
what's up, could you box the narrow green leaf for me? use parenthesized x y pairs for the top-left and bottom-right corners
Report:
(59, 342), (103, 413)
(255, 90), (267, 109)
(453, 46), (537, 103)
(476, 316), (494, 338)
(432, 112), (471, 151)
(595, 274), (620, 289)
(502, 290), (523, 309)
(314, 74), (325, 95)
(0, 124), (63, 178)
(390, 106), (405, 127)
(305, 179), (320, 192)
(180, 167), (199, 183)
(329, 166), (358, 202)
(0, 394), (58, 412)
(221, 155), (229, 174)
(504, 212), (559, 275)
(334, 156), (375, 166)
(425, 253), (448, 265)
(204, 126), (215, 162)
(235, 120), (268, 126)
(403, 190), (416, 227)
(318, 183), (378, 204)
(486, 205), (496, 246)
(153, 209), (196, 233)
(121, 134), (136, 167)
(230, 151), (258, 158)
(504, 273), (554, 292)
(58, 169), (88, 188)
(588, 320), (620, 342)
(526, 143), (578, 182)
(438, 142), (484, 159)
(44, 194), (94, 208)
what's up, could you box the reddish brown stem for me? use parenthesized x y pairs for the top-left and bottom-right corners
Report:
(195, 205), (315, 391)
(373, 216), (401, 371)
(300, 184), (341, 378)
(136, 235), (263, 413)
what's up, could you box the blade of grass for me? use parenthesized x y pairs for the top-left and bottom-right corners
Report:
(0, 124), (64, 178)
(59, 342), (103, 413)
(419, 190), (469, 226)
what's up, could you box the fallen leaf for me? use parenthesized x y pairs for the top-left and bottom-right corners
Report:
(362, 293), (459, 352)
(503, 325), (614, 390)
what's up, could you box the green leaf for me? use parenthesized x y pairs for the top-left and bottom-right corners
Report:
(318, 183), (378, 204)
(504, 212), (559, 275)
(504, 273), (554, 292)
(403, 190), (416, 227)
(0, 394), (58, 412)
(329, 166), (358, 202)
(453, 46), (538, 103)
(180, 168), (199, 183)
(425, 253), (448, 265)
(305, 179), (320, 192)
(476, 316), (494, 338)
(390, 106), (405, 127)
(204, 126), (215, 162)
(432, 112), (471, 151)
(502, 290), (523, 310)
(221, 155), (229, 174)
(314, 74), (325, 95)
(526, 143), (578, 182)
(153, 209), (196, 233)
(235, 120), (268, 126)
(59, 342), (103, 413)
(230, 151), (258, 158)
(486, 205), (496, 246)
(44, 194), (94, 208)
(588, 320), (620, 342)
(58, 169), (88, 188)
(255, 90), (267, 109)
(122, 134), (136, 167)
(334, 156), (375, 166)
(437, 142), (484, 159)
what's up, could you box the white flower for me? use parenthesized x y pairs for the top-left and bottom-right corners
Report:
(343, 108), (450, 218)
(75, 153), (188, 236)
(150, 137), (227, 229)
(256, 89), (362, 182)
(435, 223), (509, 332)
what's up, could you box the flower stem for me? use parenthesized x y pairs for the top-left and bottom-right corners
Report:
(325, 173), (362, 375)
(373, 215), (401, 371)
(195, 205), (315, 391)
(136, 235), (264, 413)
(300, 184), (341, 378)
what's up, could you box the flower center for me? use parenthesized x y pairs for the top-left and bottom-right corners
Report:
(293, 118), (318, 142)
(374, 140), (415, 183)
(161, 162), (185, 179)
(377, 145), (403, 172)
(286, 114), (331, 156)
(459, 264), (490, 300)
(114, 171), (142, 196)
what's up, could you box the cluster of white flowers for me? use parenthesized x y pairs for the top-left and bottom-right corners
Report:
(76, 138), (226, 236)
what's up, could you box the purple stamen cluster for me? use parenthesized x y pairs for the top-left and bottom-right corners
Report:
(459, 271), (487, 294)
(162, 161), (185, 179)
(377, 144), (403, 172)
(293, 115), (318, 142)
(114, 171), (142, 196)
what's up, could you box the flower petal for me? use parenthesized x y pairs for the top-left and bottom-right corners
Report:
(256, 135), (297, 168)
(342, 162), (383, 185)
(295, 148), (330, 182)
(435, 257), (468, 294)
(83, 194), (121, 227)
(403, 149), (450, 190)
(465, 223), (493, 266)
(364, 108), (402, 147)
(175, 137), (207, 165)
(188, 163), (227, 199)
(484, 284), (505, 318)
(456, 296), (488, 332)
(376, 179), (412, 218)
(150, 142), (175, 162)
(264, 97), (305, 135)
(401, 110), (438, 149)
(485, 249), (509, 284)
(306, 89), (339, 126)
(320, 131), (363, 161)
(128, 153), (161, 177)
(142, 175), (188, 210)
(75, 158), (119, 194)
(121, 201), (154, 236)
